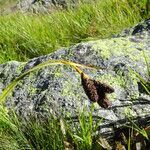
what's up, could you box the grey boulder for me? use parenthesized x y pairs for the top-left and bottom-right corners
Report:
(0, 19), (150, 140)
(18, 0), (78, 12)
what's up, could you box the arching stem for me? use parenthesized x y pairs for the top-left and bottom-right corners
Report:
(0, 59), (97, 103)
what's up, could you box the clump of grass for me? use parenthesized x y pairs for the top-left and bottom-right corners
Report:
(0, 105), (65, 150)
(65, 106), (104, 150)
(0, 0), (149, 63)
(0, 104), (105, 150)
(122, 108), (150, 149)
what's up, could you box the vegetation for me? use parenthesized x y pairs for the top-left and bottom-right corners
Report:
(0, 104), (149, 150)
(0, 0), (150, 63)
(0, 105), (106, 150)
(0, 0), (149, 149)
(0, 60), (98, 103)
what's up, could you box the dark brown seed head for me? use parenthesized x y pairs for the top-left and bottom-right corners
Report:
(97, 95), (112, 108)
(81, 73), (114, 108)
(81, 73), (99, 102)
(99, 82), (115, 93)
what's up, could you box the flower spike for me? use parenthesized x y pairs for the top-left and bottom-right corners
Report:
(81, 73), (114, 108)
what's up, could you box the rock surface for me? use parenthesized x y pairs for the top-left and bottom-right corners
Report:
(0, 19), (150, 140)
(0, 0), (79, 14)
(18, 0), (78, 12)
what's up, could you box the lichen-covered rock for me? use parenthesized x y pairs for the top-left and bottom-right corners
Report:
(0, 19), (150, 140)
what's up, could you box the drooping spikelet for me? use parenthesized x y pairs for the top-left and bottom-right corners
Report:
(81, 73), (114, 108)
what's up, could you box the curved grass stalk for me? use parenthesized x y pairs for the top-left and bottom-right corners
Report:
(0, 59), (100, 103)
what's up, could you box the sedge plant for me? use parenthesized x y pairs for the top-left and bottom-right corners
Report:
(0, 59), (114, 108)
(0, 59), (114, 149)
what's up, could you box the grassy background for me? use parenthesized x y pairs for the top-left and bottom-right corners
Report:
(0, 0), (149, 64)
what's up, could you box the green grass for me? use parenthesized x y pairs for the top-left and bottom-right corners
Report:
(65, 106), (103, 150)
(0, 104), (149, 150)
(0, 105), (65, 150)
(0, 105), (105, 150)
(0, 0), (149, 64)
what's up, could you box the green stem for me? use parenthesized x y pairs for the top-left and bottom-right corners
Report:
(0, 59), (98, 103)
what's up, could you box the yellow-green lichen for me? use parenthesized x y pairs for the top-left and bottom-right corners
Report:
(124, 107), (137, 117)
(54, 66), (65, 78)
(27, 84), (37, 95)
(95, 74), (120, 101)
(15, 62), (26, 74)
(96, 74), (125, 88)
(92, 37), (148, 61)
(62, 75), (80, 98)
(96, 71), (139, 101)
